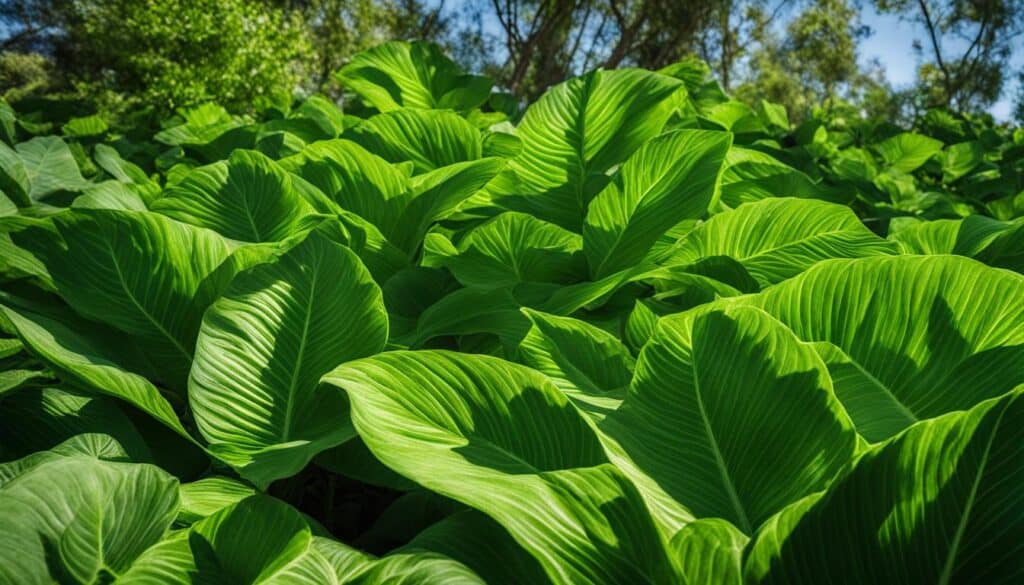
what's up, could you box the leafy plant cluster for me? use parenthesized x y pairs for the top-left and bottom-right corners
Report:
(1, 40), (1023, 584)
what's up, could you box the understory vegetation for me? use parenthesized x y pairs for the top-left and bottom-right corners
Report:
(0, 39), (1023, 583)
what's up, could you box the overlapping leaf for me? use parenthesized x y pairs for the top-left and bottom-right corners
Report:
(323, 351), (681, 584)
(337, 41), (493, 112)
(190, 231), (387, 487)
(747, 387), (1024, 584)
(709, 255), (1024, 440)
(0, 456), (179, 584)
(486, 68), (686, 230)
(583, 129), (731, 279)
(153, 149), (313, 242)
(664, 198), (897, 286)
(8, 209), (233, 391)
(601, 306), (859, 533)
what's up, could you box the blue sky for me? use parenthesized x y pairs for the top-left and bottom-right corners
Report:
(857, 4), (1023, 120)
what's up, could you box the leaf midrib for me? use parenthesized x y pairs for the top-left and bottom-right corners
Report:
(239, 190), (264, 242)
(841, 352), (920, 424)
(937, 400), (1007, 585)
(691, 360), (753, 534)
(588, 166), (683, 278)
(736, 227), (862, 264)
(673, 223), (859, 267)
(280, 252), (323, 441)
(589, 135), (728, 278)
(102, 240), (193, 365)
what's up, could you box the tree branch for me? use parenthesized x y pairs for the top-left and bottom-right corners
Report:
(916, 0), (953, 101)
(603, 0), (648, 69)
(566, 3), (593, 66)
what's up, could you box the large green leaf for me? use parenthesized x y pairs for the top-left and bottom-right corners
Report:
(699, 100), (766, 134)
(379, 265), (459, 339)
(291, 95), (345, 139)
(404, 257), (760, 348)
(0, 296), (189, 437)
(177, 477), (256, 524)
(154, 103), (241, 147)
(940, 140), (984, 182)
(746, 387), (1024, 584)
(0, 215), (53, 285)
(0, 141), (31, 205)
(72, 181), (149, 211)
(295, 212), (409, 283)
(187, 495), (338, 583)
(487, 68), (685, 230)
(317, 538), (485, 585)
(422, 211), (587, 288)
(346, 109), (482, 173)
(0, 190), (17, 215)
(112, 532), (195, 585)
(15, 136), (89, 201)
(93, 144), (161, 204)
(190, 231), (387, 487)
(154, 104), (256, 162)
(323, 351), (681, 584)
(0, 457), (179, 584)
(624, 299), (662, 354)
(9, 210), (233, 391)
(809, 342), (917, 443)
(601, 306), (859, 534)
(278, 139), (409, 236)
(396, 286), (528, 348)
(873, 132), (944, 173)
(664, 198), (897, 286)
(0, 433), (129, 486)
(714, 255), (1024, 440)
(890, 215), (1024, 273)
(718, 147), (825, 207)
(337, 41), (493, 112)
(583, 129), (732, 279)
(509, 308), (633, 419)
(150, 493), (484, 584)
(120, 494), (338, 583)
(62, 114), (108, 138)
(152, 150), (314, 242)
(0, 386), (154, 465)
(389, 157), (505, 253)
(0, 366), (48, 396)
(284, 148), (497, 263)
(338, 554), (484, 584)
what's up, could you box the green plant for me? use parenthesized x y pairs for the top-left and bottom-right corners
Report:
(0, 40), (1022, 584)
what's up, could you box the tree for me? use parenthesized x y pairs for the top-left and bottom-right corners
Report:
(0, 50), (52, 101)
(0, 0), (312, 114)
(481, 0), (719, 99)
(696, 0), (746, 91)
(874, 0), (1024, 112)
(594, 0), (718, 70)
(734, 0), (892, 122)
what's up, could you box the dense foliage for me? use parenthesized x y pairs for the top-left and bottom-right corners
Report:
(1, 40), (1023, 583)
(1, 0), (313, 115)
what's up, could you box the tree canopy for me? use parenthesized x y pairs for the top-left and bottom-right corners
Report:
(0, 0), (1022, 124)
